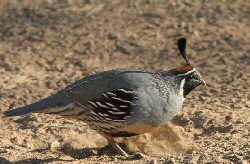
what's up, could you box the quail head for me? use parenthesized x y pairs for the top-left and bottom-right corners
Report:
(4, 37), (205, 156)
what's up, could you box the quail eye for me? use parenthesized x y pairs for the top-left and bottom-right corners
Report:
(190, 75), (194, 79)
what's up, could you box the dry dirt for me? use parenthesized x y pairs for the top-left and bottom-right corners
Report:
(0, 0), (249, 163)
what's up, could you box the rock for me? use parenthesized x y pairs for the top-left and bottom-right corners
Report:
(50, 141), (60, 151)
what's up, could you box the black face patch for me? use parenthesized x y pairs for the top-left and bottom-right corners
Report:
(183, 72), (203, 97)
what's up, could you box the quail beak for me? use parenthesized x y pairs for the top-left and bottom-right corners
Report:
(200, 79), (206, 85)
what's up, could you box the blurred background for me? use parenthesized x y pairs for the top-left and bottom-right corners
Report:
(0, 0), (249, 163)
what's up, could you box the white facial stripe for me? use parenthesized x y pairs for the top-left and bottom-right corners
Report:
(179, 78), (186, 100)
(176, 68), (196, 77)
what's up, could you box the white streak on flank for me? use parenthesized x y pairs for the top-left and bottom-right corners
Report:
(108, 110), (126, 114)
(124, 115), (132, 118)
(117, 88), (138, 94)
(90, 111), (99, 116)
(127, 91), (138, 94)
(96, 102), (109, 108)
(117, 88), (128, 93)
(98, 112), (109, 117)
(88, 101), (98, 107)
(119, 105), (128, 108)
(106, 92), (117, 96)
(106, 102), (115, 107)
(88, 115), (96, 121)
(98, 117), (109, 123)
(111, 97), (132, 103)
(105, 117), (112, 121)
(102, 93), (110, 99)
(112, 108), (120, 111)
(176, 68), (196, 77)
(89, 114), (99, 120)
(90, 111), (108, 123)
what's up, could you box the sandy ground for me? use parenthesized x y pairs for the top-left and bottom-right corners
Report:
(0, 0), (249, 163)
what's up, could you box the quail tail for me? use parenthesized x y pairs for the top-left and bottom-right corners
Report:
(4, 90), (74, 117)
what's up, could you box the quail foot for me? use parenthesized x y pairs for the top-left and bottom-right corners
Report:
(4, 37), (205, 156)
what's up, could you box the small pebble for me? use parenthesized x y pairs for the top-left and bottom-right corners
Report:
(50, 141), (60, 150)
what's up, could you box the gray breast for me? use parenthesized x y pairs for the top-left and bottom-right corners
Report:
(128, 76), (185, 127)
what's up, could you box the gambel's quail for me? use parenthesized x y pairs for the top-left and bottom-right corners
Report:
(4, 37), (206, 156)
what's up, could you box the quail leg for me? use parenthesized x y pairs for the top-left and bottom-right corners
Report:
(109, 139), (129, 157)
(104, 135), (129, 156)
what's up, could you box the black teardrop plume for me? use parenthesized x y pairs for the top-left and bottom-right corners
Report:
(177, 37), (190, 64)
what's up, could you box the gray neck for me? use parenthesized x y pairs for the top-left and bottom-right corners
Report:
(161, 71), (189, 99)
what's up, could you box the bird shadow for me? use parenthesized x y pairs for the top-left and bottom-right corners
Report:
(57, 143), (141, 161)
(0, 157), (11, 164)
(59, 144), (97, 159)
(1, 156), (71, 164)
(13, 115), (38, 130)
(11, 157), (71, 164)
(2, 144), (140, 163)
(57, 143), (120, 159)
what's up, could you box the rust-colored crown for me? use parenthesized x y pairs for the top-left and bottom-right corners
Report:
(170, 64), (194, 75)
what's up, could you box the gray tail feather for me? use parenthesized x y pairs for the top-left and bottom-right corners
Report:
(4, 90), (73, 117)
